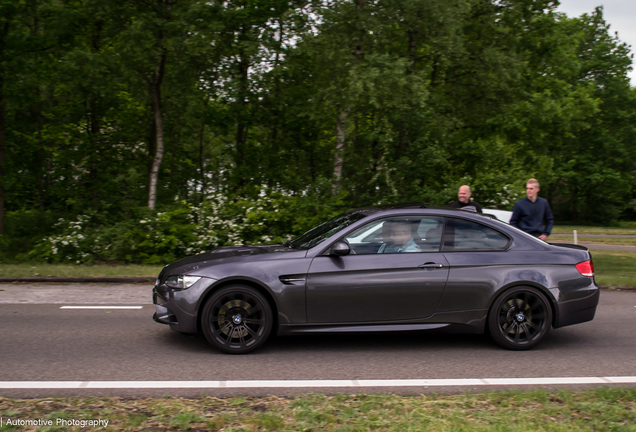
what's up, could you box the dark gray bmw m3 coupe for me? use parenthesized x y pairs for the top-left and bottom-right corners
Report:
(153, 204), (599, 354)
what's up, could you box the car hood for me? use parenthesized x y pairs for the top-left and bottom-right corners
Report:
(160, 244), (299, 277)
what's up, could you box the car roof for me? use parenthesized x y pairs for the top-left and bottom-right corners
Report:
(373, 202), (427, 209)
(353, 202), (497, 219)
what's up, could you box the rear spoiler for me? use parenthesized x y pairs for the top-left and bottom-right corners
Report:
(548, 242), (589, 251)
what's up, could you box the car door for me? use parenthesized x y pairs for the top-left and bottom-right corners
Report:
(435, 217), (513, 312)
(305, 216), (450, 323)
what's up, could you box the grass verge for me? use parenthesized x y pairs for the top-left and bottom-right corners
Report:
(591, 250), (636, 288)
(1, 389), (635, 431)
(552, 224), (636, 235)
(0, 264), (163, 278)
(554, 237), (636, 246)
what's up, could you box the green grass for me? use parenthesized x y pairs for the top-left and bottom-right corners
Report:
(552, 224), (636, 235)
(0, 264), (163, 278)
(555, 237), (636, 246)
(1, 389), (635, 431)
(592, 250), (636, 288)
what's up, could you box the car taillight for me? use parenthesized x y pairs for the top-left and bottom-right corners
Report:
(576, 260), (594, 277)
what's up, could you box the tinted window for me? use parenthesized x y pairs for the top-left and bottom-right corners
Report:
(443, 218), (509, 251)
(290, 212), (369, 250)
(344, 216), (444, 254)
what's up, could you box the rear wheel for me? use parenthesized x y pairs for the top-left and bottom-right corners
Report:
(201, 285), (273, 354)
(488, 286), (552, 350)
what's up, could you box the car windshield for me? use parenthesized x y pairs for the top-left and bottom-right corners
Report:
(289, 211), (369, 250)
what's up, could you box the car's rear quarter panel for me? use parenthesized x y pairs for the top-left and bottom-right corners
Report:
(436, 246), (598, 328)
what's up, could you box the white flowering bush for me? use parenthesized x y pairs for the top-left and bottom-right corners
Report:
(28, 191), (343, 264)
(29, 215), (97, 263)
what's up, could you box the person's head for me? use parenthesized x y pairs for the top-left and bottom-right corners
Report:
(390, 221), (413, 248)
(458, 185), (472, 204)
(526, 179), (540, 201)
(380, 221), (395, 243)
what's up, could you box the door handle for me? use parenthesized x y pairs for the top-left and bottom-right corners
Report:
(418, 263), (444, 269)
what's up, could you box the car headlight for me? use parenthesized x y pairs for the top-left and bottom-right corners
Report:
(164, 275), (202, 289)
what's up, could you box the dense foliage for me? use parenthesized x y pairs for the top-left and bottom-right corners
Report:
(1, 0), (634, 263)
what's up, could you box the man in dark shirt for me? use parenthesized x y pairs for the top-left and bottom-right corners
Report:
(510, 178), (554, 240)
(450, 185), (483, 213)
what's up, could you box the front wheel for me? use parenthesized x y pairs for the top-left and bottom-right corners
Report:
(488, 286), (552, 350)
(201, 285), (273, 354)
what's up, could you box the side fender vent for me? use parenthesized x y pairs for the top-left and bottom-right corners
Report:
(279, 275), (306, 285)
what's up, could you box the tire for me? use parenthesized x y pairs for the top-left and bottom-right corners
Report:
(488, 286), (553, 350)
(201, 285), (273, 354)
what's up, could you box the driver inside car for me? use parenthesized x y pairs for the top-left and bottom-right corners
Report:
(377, 220), (398, 253)
(389, 221), (421, 253)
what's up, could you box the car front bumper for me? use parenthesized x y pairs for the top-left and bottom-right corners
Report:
(152, 277), (217, 333)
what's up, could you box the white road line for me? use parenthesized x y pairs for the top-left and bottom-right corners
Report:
(60, 306), (143, 309)
(1, 377), (635, 389)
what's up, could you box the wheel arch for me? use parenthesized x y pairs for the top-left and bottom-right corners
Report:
(487, 282), (558, 328)
(196, 277), (280, 333)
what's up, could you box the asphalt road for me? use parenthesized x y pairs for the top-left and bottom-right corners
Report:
(0, 283), (634, 397)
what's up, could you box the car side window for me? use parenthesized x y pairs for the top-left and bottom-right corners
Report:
(344, 216), (444, 254)
(416, 218), (444, 252)
(442, 218), (509, 251)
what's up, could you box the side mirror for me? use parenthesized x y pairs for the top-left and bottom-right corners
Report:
(330, 241), (351, 256)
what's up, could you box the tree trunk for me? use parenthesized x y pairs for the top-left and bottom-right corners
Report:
(34, 93), (45, 209)
(0, 78), (5, 235)
(148, 51), (167, 210)
(234, 48), (249, 191)
(198, 121), (206, 200)
(198, 97), (209, 201)
(89, 22), (102, 208)
(407, 30), (417, 74)
(0, 19), (9, 235)
(89, 97), (100, 207)
(571, 181), (578, 222)
(332, 108), (349, 194)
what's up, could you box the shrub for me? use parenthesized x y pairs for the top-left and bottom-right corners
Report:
(26, 192), (348, 264)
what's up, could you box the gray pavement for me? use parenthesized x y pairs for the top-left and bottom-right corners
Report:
(0, 276), (154, 283)
(0, 288), (634, 397)
(0, 283), (153, 304)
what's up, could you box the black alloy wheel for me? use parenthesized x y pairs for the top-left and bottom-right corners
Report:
(202, 285), (273, 354)
(488, 286), (553, 350)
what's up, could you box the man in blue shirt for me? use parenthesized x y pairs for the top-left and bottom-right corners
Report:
(389, 221), (421, 253)
(377, 220), (398, 253)
(510, 178), (554, 240)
